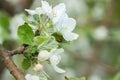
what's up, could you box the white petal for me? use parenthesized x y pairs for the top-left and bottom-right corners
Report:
(25, 9), (36, 15)
(62, 31), (79, 41)
(54, 18), (63, 31)
(25, 7), (44, 15)
(53, 3), (66, 12)
(53, 66), (66, 73)
(54, 13), (68, 31)
(35, 7), (44, 14)
(62, 18), (76, 32)
(53, 3), (66, 24)
(38, 50), (50, 61)
(50, 55), (65, 73)
(50, 55), (61, 65)
(42, 1), (52, 15)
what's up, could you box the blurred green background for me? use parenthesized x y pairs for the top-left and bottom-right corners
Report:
(0, 0), (120, 80)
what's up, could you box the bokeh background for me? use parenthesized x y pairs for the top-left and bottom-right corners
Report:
(0, 0), (120, 80)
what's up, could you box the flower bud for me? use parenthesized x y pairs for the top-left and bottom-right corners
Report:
(38, 50), (50, 61)
(34, 64), (43, 72)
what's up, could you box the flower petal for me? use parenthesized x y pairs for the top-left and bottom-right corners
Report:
(25, 7), (44, 15)
(50, 55), (61, 65)
(53, 66), (66, 73)
(25, 9), (36, 15)
(35, 7), (44, 14)
(53, 3), (66, 24)
(62, 18), (76, 32)
(62, 31), (79, 41)
(42, 1), (52, 16)
(50, 55), (65, 73)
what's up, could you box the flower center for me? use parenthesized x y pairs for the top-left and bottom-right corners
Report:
(52, 10), (57, 17)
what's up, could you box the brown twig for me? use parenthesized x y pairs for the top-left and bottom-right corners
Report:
(0, 45), (25, 80)
(8, 44), (28, 56)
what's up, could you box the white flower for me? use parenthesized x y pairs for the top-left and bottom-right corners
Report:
(25, 74), (39, 80)
(25, 7), (44, 15)
(34, 64), (43, 72)
(38, 48), (65, 73)
(54, 14), (79, 41)
(41, 1), (66, 24)
(25, 1), (66, 24)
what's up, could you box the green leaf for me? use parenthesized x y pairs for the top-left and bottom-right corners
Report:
(22, 59), (31, 70)
(33, 14), (40, 23)
(17, 23), (34, 44)
(65, 76), (86, 80)
(34, 36), (48, 45)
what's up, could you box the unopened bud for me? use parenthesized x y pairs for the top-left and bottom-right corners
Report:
(38, 50), (50, 61)
(34, 64), (43, 72)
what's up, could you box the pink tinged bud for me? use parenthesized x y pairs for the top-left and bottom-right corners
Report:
(34, 64), (43, 72)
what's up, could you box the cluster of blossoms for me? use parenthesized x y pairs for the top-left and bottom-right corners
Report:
(17, 1), (78, 80)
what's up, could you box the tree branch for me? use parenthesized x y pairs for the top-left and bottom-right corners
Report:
(8, 44), (27, 56)
(0, 45), (25, 80)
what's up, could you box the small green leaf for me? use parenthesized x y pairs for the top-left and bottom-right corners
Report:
(34, 36), (48, 45)
(33, 14), (40, 23)
(65, 76), (86, 80)
(17, 23), (34, 44)
(22, 59), (31, 70)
